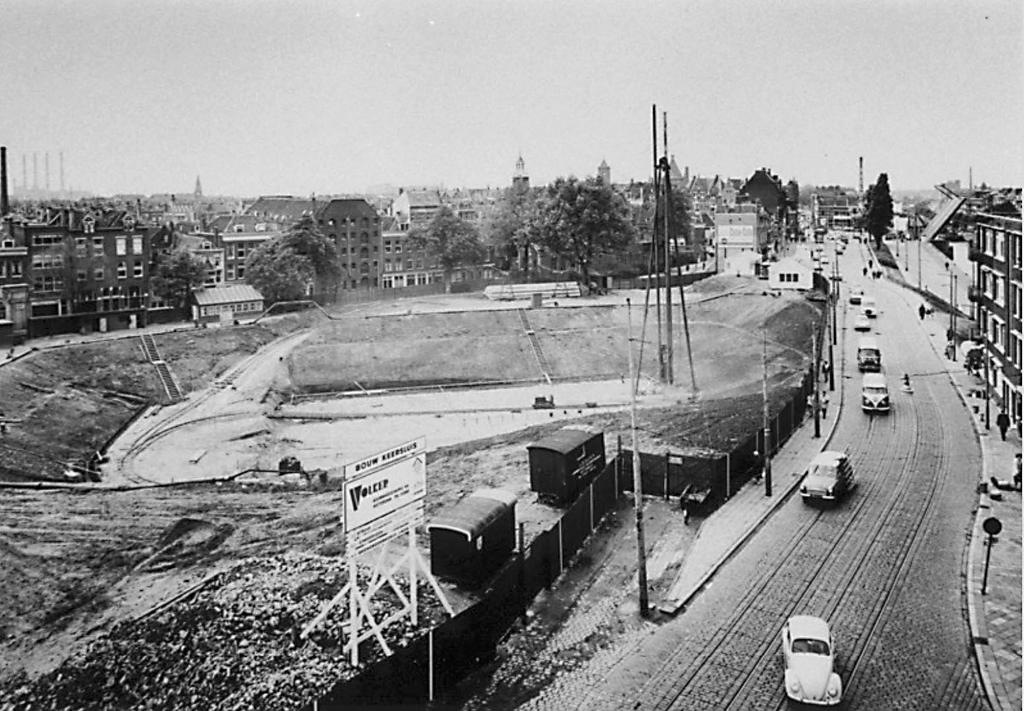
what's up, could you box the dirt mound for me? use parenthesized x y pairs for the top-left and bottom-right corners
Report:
(136, 518), (234, 571)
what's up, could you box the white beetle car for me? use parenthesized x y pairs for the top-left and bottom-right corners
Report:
(781, 615), (842, 705)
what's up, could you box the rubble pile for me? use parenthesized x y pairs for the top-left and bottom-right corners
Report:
(3, 553), (447, 710)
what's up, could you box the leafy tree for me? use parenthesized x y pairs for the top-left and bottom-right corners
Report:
(406, 206), (485, 293)
(482, 187), (543, 274)
(535, 176), (635, 287)
(151, 249), (208, 316)
(279, 216), (341, 295)
(244, 240), (315, 304)
(864, 173), (894, 249)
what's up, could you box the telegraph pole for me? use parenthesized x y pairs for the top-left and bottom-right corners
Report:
(915, 211), (922, 290)
(762, 331), (773, 496)
(812, 325), (821, 438)
(662, 112), (673, 384)
(626, 299), (650, 617)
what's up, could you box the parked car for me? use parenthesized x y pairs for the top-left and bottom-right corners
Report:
(853, 312), (871, 331)
(800, 450), (856, 503)
(849, 287), (863, 305)
(781, 615), (843, 706)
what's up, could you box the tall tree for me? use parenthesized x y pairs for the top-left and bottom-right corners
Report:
(279, 216), (341, 296)
(864, 173), (894, 249)
(406, 206), (485, 292)
(244, 240), (315, 304)
(482, 187), (542, 274)
(151, 249), (208, 316)
(536, 176), (635, 287)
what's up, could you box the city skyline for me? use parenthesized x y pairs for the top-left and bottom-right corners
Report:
(2, 0), (1021, 197)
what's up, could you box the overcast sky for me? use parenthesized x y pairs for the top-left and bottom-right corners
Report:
(2, 0), (1020, 197)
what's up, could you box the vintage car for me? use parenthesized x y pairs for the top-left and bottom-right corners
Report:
(849, 287), (863, 305)
(781, 615), (843, 706)
(800, 450), (856, 503)
(853, 311), (872, 331)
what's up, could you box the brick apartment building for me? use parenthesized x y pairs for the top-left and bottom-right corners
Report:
(973, 212), (1023, 429)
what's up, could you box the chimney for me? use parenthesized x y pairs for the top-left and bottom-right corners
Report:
(1, 146), (9, 216)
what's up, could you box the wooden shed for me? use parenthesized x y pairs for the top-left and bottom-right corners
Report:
(426, 489), (517, 588)
(527, 427), (606, 505)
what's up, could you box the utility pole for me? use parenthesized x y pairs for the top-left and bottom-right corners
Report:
(626, 299), (649, 617)
(662, 112), (673, 384)
(812, 325), (821, 438)
(652, 106), (664, 382)
(915, 211), (922, 290)
(949, 271), (957, 361)
(762, 331), (773, 496)
(984, 336), (991, 430)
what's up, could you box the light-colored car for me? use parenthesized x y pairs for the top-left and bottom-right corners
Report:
(853, 312), (871, 331)
(800, 450), (856, 502)
(782, 615), (843, 706)
(861, 295), (878, 317)
(849, 287), (863, 305)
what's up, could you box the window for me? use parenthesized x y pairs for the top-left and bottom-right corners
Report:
(361, 232), (369, 243)
(133, 262), (144, 278)
(132, 236), (143, 255)
(116, 237), (127, 256)
(237, 265), (245, 279)
(227, 265), (235, 281)
(117, 261), (127, 279)
(93, 236), (104, 253)
(394, 244), (402, 254)
(76, 237), (88, 256)
(384, 241), (392, 253)
(236, 246), (246, 260)
(94, 266), (105, 280)
(77, 270), (87, 282)
(9, 261), (22, 277)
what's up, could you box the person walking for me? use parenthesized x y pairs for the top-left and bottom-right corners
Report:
(996, 410), (1011, 441)
(820, 391), (830, 418)
(919, 303), (926, 320)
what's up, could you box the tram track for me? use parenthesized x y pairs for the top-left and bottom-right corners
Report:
(630, 320), (970, 710)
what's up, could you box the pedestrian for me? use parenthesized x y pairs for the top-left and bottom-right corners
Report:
(821, 360), (831, 381)
(918, 303), (926, 320)
(821, 391), (830, 418)
(1014, 453), (1022, 491)
(996, 410), (1011, 441)
(862, 266), (868, 277)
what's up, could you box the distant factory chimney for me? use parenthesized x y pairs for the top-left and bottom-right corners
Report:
(1, 146), (9, 216)
(858, 156), (864, 196)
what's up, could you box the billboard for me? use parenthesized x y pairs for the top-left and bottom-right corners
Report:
(343, 437), (427, 555)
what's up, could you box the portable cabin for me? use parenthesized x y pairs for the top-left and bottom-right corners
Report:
(527, 428), (606, 505)
(426, 489), (517, 588)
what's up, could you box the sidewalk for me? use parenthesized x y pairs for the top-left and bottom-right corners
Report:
(893, 240), (1022, 711)
(659, 352), (844, 614)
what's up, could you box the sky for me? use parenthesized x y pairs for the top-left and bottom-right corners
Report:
(2, 0), (1021, 197)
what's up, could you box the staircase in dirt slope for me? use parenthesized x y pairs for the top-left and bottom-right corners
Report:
(139, 334), (183, 402)
(517, 309), (552, 384)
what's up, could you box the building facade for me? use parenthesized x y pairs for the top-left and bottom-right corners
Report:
(973, 213), (1022, 430)
(714, 206), (769, 275)
(10, 209), (151, 336)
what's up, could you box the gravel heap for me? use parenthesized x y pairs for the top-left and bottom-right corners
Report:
(2, 553), (448, 710)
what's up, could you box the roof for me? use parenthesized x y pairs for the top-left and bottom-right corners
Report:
(426, 489), (517, 540)
(788, 615), (830, 640)
(405, 190), (441, 208)
(528, 428), (600, 455)
(193, 284), (264, 306)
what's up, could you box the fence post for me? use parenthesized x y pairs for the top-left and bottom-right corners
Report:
(589, 482), (595, 532)
(518, 523), (527, 624)
(664, 451), (670, 500)
(726, 452), (731, 499)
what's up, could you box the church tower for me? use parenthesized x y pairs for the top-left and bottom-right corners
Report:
(597, 159), (611, 185)
(512, 154), (529, 193)
(194, 175), (203, 199)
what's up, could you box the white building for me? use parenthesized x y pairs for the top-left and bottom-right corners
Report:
(768, 256), (814, 291)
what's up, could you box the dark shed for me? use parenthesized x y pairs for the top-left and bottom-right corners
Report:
(426, 489), (517, 588)
(527, 427), (606, 505)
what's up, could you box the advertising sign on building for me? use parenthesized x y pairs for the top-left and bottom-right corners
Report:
(342, 437), (427, 555)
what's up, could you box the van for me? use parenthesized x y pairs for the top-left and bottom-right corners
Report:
(857, 337), (881, 372)
(800, 450), (856, 503)
(861, 373), (890, 413)
(861, 296), (878, 318)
